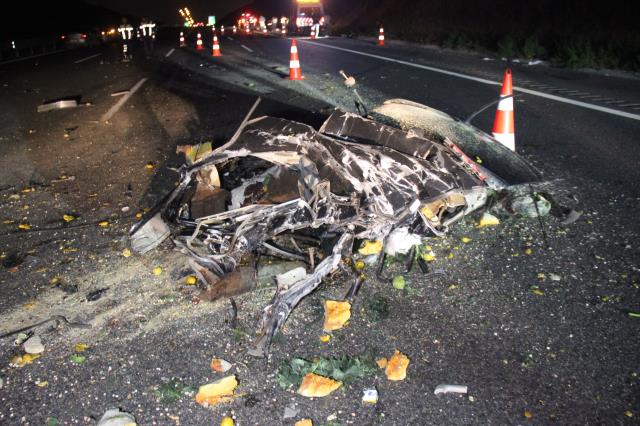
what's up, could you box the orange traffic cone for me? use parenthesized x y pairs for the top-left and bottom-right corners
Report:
(221, 26), (225, 35)
(310, 27), (316, 39)
(179, 31), (185, 47)
(492, 69), (515, 151)
(212, 34), (221, 56)
(196, 32), (203, 50)
(287, 39), (304, 80)
(378, 27), (385, 46)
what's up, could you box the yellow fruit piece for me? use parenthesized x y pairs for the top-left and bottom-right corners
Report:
(75, 343), (89, 352)
(23, 300), (37, 309)
(152, 266), (163, 276)
(50, 277), (59, 285)
(323, 300), (351, 331)
(421, 252), (436, 262)
(461, 237), (471, 244)
(625, 411), (633, 418)
(35, 380), (48, 388)
(537, 273), (545, 280)
(478, 212), (500, 227)
(385, 350), (410, 381)
(145, 162), (155, 170)
(63, 214), (75, 222)
(18, 223), (31, 230)
(447, 252), (454, 259)
(122, 248), (132, 257)
(195, 375), (238, 406)
(354, 260), (365, 271)
(358, 240), (382, 255)
(295, 420), (313, 426)
(297, 373), (342, 397)
(98, 221), (109, 228)
(530, 287), (544, 296)
(135, 212), (143, 219)
(3, 219), (14, 224)
(319, 334), (331, 343)
(220, 416), (234, 426)
(376, 358), (388, 369)
(524, 410), (533, 419)
(185, 275), (197, 285)
(10, 353), (41, 368)
(524, 248), (533, 255)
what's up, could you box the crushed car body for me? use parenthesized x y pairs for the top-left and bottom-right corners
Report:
(129, 98), (541, 357)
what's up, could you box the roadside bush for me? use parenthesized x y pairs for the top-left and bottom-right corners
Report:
(497, 35), (518, 59)
(555, 39), (619, 69)
(520, 36), (546, 59)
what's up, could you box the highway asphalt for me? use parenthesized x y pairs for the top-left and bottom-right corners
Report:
(0, 32), (638, 425)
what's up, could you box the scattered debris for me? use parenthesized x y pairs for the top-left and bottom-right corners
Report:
(362, 388), (379, 404)
(220, 416), (234, 426)
(37, 99), (78, 113)
(323, 300), (351, 331)
(195, 375), (238, 406)
(86, 288), (107, 301)
(23, 335), (44, 354)
(339, 70), (356, 87)
(277, 356), (377, 390)
(111, 90), (130, 97)
(156, 379), (196, 404)
(152, 266), (163, 276)
(130, 97), (550, 356)
(385, 350), (410, 381)
(392, 275), (406, 290)
(283, 403), (299, 419)
(69, 354), (86, 364)
(434, 384), (468, 394)
(297, 372), (342, 397)
(509, 194), (551, 218)
(210, 358), (233, 373)
(96, 408), (137, 426)
(185, 275), (197, 285)
(294, 420), (313, 426)
(277, 267), (307, 287)
(9, 353), (40, 368)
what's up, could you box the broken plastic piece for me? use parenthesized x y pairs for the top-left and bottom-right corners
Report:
(362, 388), (378, 404)
(37, 99), (78, 113)
(434, 384), (468, 395)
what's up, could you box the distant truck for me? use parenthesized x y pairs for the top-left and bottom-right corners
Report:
(292, 0), (328, 35)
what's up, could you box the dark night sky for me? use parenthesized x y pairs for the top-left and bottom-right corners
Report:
(86, 0), (252, 25)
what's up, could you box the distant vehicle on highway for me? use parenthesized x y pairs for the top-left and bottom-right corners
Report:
(61, 32), (88, 47)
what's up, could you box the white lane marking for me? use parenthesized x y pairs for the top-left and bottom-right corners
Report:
(165, 48), (175, 58)
(101, 77), (148, 122)
(74, 53), (101, 64)
(227, 36), (234, 41)
(301, 40), (640, 122)
(241, 44), (253, 52)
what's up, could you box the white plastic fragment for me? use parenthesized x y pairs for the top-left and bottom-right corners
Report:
(23, 335), (45, 354)
(362, 388), (378, 404)
(276, 267), (307, 288)
(96, 408), (137, 426)
(384, 227), (422, 255)
(37, 99), (78, 112)
(434, 384), (468, 395)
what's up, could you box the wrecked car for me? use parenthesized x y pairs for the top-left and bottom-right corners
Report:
(129, 98), (541, 357)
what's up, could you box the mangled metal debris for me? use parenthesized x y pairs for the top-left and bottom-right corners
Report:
(37, 99), (78, 112)
(130, 97), (546, 357)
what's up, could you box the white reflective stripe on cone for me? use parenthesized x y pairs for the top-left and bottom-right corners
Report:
(492, 133), (515, 151)
(291, 46), (298, 54)
(497, 97), (514, 111)
(290, 60), (300, 68)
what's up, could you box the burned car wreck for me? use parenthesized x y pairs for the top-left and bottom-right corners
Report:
(130, 98), (542, 357)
